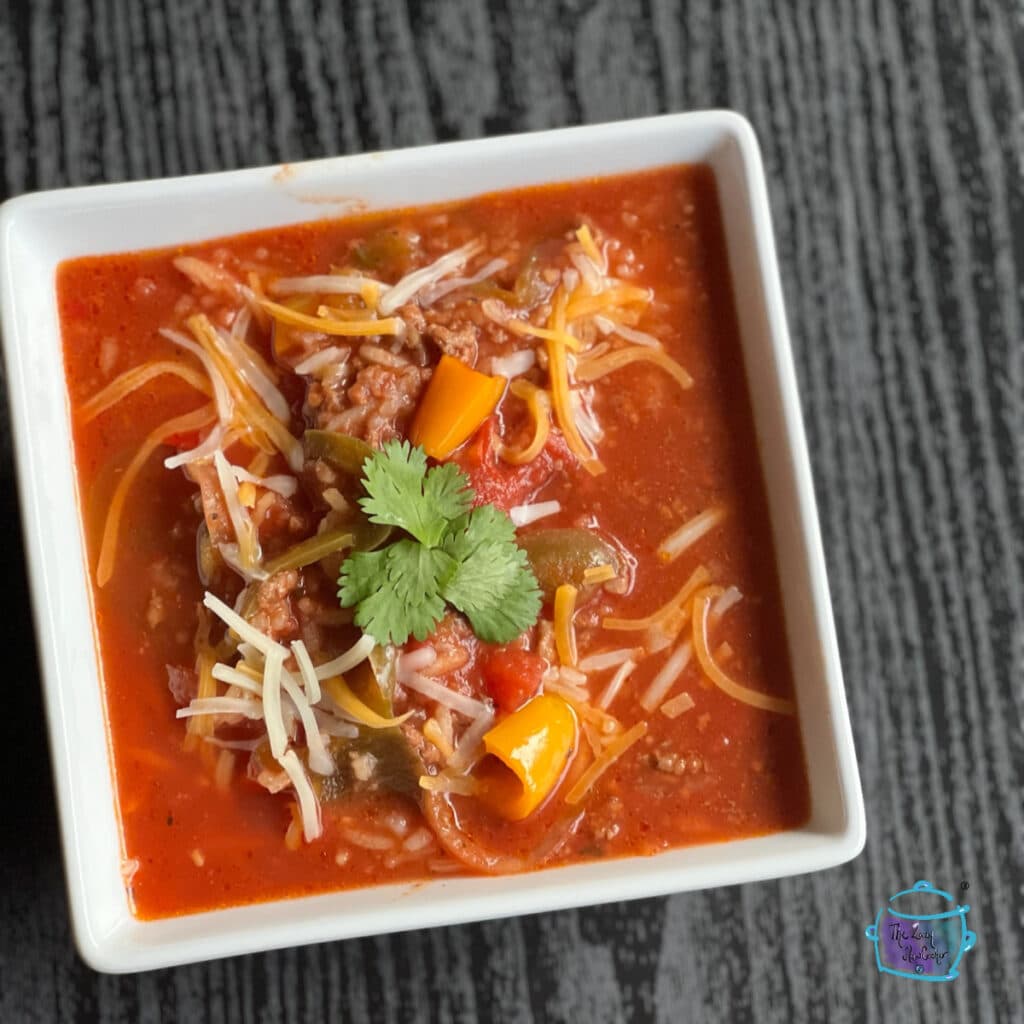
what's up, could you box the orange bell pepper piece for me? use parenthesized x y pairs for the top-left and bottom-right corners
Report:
(409, 354), (506, 460)
(475, 694), (578, 820)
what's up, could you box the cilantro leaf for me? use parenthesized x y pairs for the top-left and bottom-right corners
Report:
(440, 505), (543, 643)
(339, 539), (456, 646)
(359, 440), (472, 548)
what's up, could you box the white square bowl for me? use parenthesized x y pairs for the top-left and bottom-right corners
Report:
(0, 111), (864, 973)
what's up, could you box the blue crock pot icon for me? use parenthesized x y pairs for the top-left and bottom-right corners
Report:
(865, 880), (977, 982)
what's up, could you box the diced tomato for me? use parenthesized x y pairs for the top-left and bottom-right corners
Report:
(163, 428), (204, 450)
(453, 416), (574, 511)
(482, 647), (545, 713)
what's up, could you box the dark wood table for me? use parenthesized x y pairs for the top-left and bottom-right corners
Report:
(1, 2), (1020, 1020)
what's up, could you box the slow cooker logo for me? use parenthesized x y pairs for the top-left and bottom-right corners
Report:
(865, 879), (977, 982)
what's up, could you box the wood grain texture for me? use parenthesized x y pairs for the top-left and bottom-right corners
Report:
(0, 0), (1021, 1020)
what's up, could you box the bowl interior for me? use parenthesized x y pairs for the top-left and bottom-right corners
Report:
(0, 112), (863, 971)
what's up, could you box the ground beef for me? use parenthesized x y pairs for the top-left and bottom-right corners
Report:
(312, 362), (432, 445)
(248, 569), (301, 641)
(424, 319), (478, 365)
(166, 665), (196, 707)
(648, 747), (706, 776)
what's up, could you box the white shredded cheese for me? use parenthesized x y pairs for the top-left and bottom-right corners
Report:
(262, 647), (288, 759)
(203, 591), (288, 660)
(640, 641), (693, 712)
(163, 421), (227, 470)
(290, 639), (321, 704)
(578, 648), (639, 673)
(230, 464), (298, 498)
(313, 633), (376, 680)
(213, 450), (262, 571)
(279, 750), (323, 842)
(710, 586), (743, 623)
(294, 346), (346, 376)
(159, 327), (235, 424)
(489, 349), (536, 379)
(398, 646), (438, 677)
(596, 658), (637, 710)
(593, 315), (663, 349)
(401, 672), (491, 719)
(280, 670), (334, 776)
(175, 697), (263, 720)
(509, 500), (561, 528)
(211, 663), (263, 695)
(657, 507), (726, 563)
(419, 257), (508, 306)
(212, 324), (290, 422)
(378, 239), (484, 314)
(269, 273), (381, 297)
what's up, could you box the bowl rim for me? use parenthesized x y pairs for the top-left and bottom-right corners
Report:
(0, 109), (865, 972)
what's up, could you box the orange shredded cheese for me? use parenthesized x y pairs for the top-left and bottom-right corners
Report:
(499, 380), (551, 464)
(502, 318), (583, 352)
(583, 563), (616, 585)
(565, 284), (651, 322)
(603, 564), (711, 632)
(575, 224), (603, 268)
(554, 584), (579, 667)
(565, 721), (647, 805)
(260, 297), (402, 337)
(82, 361), (213, 422)
(575, 345), (693, 391)
(692, 588), (796, 714)
(96, 402), (217, 587)
(423, 718), (456, 760)
(187, 314), (301, 468)
(543, 285), (605, 475)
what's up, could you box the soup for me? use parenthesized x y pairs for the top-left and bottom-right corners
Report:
(58, 165), (809, 919)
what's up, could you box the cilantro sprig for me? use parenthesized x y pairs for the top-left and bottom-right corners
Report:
(338, 440), (542, 646)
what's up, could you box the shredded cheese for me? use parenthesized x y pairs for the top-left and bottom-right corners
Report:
(213, 450), (262, 573)
(658, 507), (726, 563)
(202, 591), (288, 660)
(378, 239), (484, 314)
(269, 273), (380, 297)
(82, 361), (212, 422)
(260, 298), (403, 337)
(290, 639), (321, 704)
(499, 380), (551, 465)
(575, 225), (604, 270)
(418, 774), (479, 796)
(553, 584), (579, 667)
(509, 500), (561, 527)
(294, 346), (346, 376)
(280, 670), (334, 775)
(660, 691), (696, 719)
(575, 345), (693, 392)
(596, 658), (637, 710)
(262, 647), (288, 758)
(582, 564), (616, 585)
(313, 633), (376, 679)
(639, 641), (693, 712)
(565, 721), (647, 805)
(96, 403), (217, 587)
(578, 647), (637, 672)
(423, 718), (456, 760)
(603, 564), (711, 632)
(401, 672), (491, 720)
(321, 675), (413, 729)
(279, 750), (323, 842)
(176, 697), (263, 720)
(692, 588), (796, 714)
(565, 284), (651, 322)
